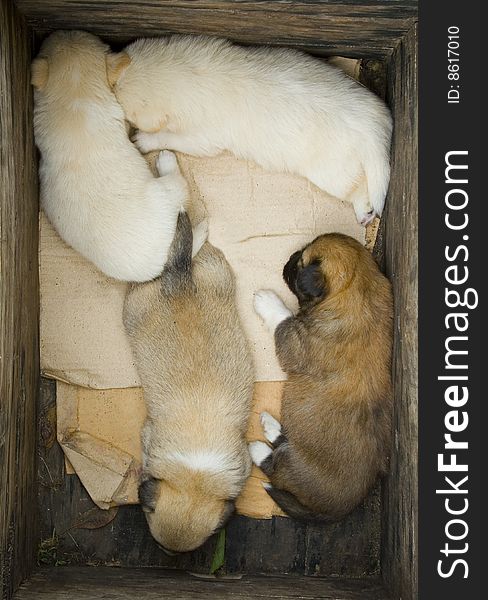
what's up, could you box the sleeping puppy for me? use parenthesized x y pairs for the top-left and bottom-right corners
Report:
(250, 233), (393, 521)
(123, 212), (254, 553)
(106, 35), (392, 225)
(32, 31), (204, 282)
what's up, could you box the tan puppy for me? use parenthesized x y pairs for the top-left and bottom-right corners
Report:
(250, 234), (393, 521)
(123, 212), (254, 553)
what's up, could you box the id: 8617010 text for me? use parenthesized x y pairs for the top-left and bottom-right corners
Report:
(448, 26), (460, 104)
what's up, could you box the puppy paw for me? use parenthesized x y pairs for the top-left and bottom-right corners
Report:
(134, 130), (164, 154)
(354, 201), (376, 226)
(249, 441), (272, 468)
(260, 412), (283, 446)
(360, 210), (376, 227)
(192, 218), (209, 258)
(156, 150), (179, 176)
(254, 290), (292, 332)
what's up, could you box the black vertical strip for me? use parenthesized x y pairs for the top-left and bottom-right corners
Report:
(419, 2), (483, 597)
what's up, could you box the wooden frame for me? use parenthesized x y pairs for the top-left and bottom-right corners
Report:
(0, 1), (418, 599)
(0, 2), (39, 599)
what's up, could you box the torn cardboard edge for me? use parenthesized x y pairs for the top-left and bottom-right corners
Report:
(57, 380), (287, 518)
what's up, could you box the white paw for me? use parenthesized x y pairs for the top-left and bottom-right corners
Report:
(156, 150), (178, 176)
(134, 130), (164, 154)
(192, 219), (209, 258)
(354, 201), (376, 226)
(249, 441), (272, 467)
(260, 412), (282, 445)
(254, 290), (292, 332)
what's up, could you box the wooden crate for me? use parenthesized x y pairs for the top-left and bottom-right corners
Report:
(0, 1), (418, 599)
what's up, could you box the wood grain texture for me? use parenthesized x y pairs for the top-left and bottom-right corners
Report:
(14, 567), (390, 600)
(14, 0), (417, 58)
(0, 2), (39, 599)
(381, 24), (418, 600)
(359, 59), (388, 271)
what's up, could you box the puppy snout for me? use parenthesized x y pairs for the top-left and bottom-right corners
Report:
(283, 250), (301, 293)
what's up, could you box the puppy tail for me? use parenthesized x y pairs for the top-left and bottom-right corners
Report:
(263, 484), (333, 524)
(161, 210), (193, 286)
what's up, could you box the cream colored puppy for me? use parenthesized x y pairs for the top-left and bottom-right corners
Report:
(107, 35), (392, 225)
(124, 212), (254, 553)
(32, 30), (201, 282)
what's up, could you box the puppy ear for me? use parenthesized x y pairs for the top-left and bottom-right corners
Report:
(106, 51), (131, 88)
(138, 477), (159, 513)
(31, 58), (49, 90)
(282, 250), (302, 293)
(218, 500), (236, 528)
(296, 260), (326, 300)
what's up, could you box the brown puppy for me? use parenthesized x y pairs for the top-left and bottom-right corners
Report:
(124, 212), (254, 552)
(250, 233), (393, 521)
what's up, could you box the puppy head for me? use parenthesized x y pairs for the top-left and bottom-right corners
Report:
(31, 30), (108, 94)
(283, 250), (325, 306)
(283, 233), (372, 306)
(107, 47), (167, 132)
(139, 474), (235, 554)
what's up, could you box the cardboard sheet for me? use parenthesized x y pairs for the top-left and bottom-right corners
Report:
(40, 154), (364, 386)
(57, 380), (286, 517)
(40, 214), (140, 388)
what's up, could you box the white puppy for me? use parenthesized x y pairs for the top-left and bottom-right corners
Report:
(32, 30), (200, 282)
(107, 35), (392, 225)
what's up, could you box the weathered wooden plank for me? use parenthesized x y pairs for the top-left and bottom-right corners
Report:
(14, 0), (417, 58)
(303, 487), (381, 577)
(226, 490), (380, 578)
(0, 1), (39, 599)
(14, 567), (391, 600)
(381, 24), (418, 600)
(358, 59), (388, 271)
